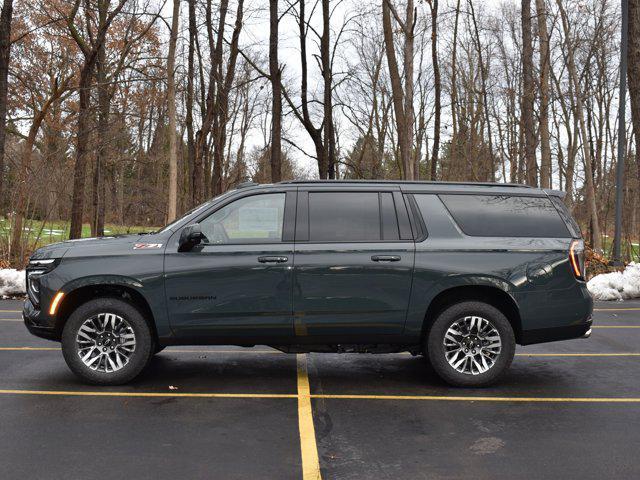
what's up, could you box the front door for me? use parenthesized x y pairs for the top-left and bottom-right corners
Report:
(164, 191), (295, 340)
(293, 189), (415, 337)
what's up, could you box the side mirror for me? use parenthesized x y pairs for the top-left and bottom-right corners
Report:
(178, 223), (205, 252)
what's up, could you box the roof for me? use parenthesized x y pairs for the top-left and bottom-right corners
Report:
(278, 180), (533, 188)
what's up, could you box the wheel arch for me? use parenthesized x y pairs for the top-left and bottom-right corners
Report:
(54, 277), (159, 344)
(421, 285), (523, 344)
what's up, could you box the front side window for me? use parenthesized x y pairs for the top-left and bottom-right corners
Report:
(308, 192), (381, 241)
(440, 194), (571, 238)
(199, 193), (286, 244)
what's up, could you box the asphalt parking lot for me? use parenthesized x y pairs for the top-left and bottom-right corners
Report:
(1, 299), (639, 479)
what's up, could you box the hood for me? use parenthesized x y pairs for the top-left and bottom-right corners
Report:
(29, 233), (161, 261)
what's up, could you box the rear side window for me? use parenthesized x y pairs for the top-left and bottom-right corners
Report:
(440, 194), (571, 238)
(308, 192), (382, 241)
(549, 195), (582, 238)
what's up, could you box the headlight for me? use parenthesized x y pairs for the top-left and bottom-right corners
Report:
(26, 259), (59, 308)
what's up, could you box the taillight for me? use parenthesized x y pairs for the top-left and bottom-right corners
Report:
(569, 239), (585, 280)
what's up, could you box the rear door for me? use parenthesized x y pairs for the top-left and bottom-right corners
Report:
(293, 187), (416, 337)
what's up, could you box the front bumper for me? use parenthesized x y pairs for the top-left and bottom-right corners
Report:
(23, 299), (59, 342)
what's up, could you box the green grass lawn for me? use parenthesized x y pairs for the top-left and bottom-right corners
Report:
(0, 216), (157, 250)
(601, 234), (640, 261)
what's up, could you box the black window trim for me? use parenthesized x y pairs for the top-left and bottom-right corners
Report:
(405, 194), (428, 242)
(296, 188), (412, 244)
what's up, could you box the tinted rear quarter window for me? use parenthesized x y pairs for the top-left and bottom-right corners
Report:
(548, 195), (581, 238)
(440, 194), (571, 238)
(308, 192), (381, 241)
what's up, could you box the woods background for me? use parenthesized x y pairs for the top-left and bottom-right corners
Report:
(0, 0), (638, 267)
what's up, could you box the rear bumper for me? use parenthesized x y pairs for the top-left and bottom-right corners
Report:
(520, 320), (592, 345)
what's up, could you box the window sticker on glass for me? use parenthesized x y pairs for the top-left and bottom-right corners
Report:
(239, 207), (279, 231)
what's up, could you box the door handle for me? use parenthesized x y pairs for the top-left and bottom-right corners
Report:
(371, 255), (401, 262)
(258, 256), (288, 263)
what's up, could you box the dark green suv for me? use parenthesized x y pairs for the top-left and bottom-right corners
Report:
(23, 181), (592, 387)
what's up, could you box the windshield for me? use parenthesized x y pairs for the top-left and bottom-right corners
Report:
(158, 190), (237, 233)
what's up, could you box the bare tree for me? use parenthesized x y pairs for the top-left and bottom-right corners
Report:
(556, 0), (601, 250)
(166, 0), (180, 222)
(0, 0), (12, 204)
(536, 0), (552, 188)
(427, 0), (440, 180)
(382, 0), (416, 180)
(629, 0), (640, 242)
(62, 0), (127, 239)
(269, 0), (282, 182)
(521, 0), (537, 186)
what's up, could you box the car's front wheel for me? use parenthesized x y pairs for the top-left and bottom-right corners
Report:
(425, 301), (515, 387)
(61, 297), (153, 385)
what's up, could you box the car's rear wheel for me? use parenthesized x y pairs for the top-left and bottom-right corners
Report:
(61, 298), (153, 385)
(425, 301), (515, 387)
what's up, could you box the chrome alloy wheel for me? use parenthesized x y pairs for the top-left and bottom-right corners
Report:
(443, 316), (502, 375)
(76, 313), (136, 373)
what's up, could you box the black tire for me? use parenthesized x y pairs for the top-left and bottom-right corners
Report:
(425, 301), (515, 387)
(61, 297), (153, 385)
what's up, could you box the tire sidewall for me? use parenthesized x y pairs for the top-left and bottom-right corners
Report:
(426, 301), (515, 387)
(61, 297), (152, 385)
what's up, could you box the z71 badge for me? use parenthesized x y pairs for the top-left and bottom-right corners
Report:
(133, 243), (163, 249)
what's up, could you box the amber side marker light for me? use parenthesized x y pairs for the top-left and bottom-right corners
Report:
(569, 240), (584, 279)
(49, 292), (64, 316)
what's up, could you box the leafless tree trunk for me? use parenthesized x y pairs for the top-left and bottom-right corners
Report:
(451, 0), (461, 168)
(469, 0), (496, 181)
(166, 0), (180, 222)
(536, 0), (552, 188)
(322, 0), (336, 178)
(91, 36), (109, 237)
(382, 0), (416, 180)
(0, 0), (12, 205)
(269, 0), (282, 183)
(521, 0), (537, 186)
(211, 0), (243, 195)
(629, 0), (640, 243)
(284, 0), (325, 178)
(186, 0), (196, 206)
(427, 0), (440, 181)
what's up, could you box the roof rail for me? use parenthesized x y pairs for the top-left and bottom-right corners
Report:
(278, 179), (533, 188)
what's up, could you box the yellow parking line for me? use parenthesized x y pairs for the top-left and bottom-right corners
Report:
(593, 326), (640, 328)
(594, 308), (640, 311)
(516, 353), (640, 357)
(0, 388), (637, 404)
(310, 394), (640, 403)
(0, 389), (296, 399)
(296, 354), (322, 480)
(0, 310), (21, 313)
(0, 347), (60, 351)
(0, 319), (21, 322)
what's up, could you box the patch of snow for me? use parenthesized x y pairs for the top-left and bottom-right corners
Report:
(587, 262), (640, 301)
(0, 269), (26, 298)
